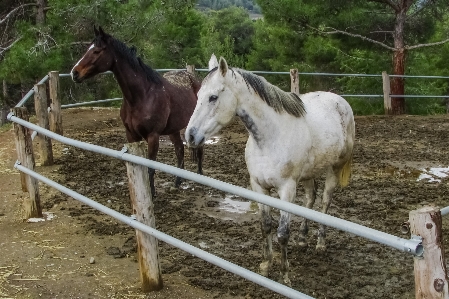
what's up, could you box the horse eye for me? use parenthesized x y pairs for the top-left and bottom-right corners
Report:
(209, 95), (218, 102)
(93, 49), (101, 54)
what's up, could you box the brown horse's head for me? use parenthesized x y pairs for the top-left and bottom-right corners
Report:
(71, 26), (114, 83)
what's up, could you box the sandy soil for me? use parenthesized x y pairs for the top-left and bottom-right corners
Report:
(1, 107), (449, 299)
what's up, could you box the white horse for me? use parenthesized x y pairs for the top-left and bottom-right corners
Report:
(186, 55), (355, 285)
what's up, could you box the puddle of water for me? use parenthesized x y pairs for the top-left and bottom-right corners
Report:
(219, 194), (257, 214)
(376, 164), (449, 183)
(417, 167), (449, 182)
(205, 136), (220, 145)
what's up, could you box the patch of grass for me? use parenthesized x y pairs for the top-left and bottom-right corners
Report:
(0, 122), (12, 133)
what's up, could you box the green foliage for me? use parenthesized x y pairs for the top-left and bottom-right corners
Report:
(1, 0), (449, 115)
(198, 0), (261, 13)
(200, 6), (254, 67)
(143, 6), (204, 68)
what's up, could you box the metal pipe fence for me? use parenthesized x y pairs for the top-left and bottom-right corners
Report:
(11, 69), (449, 217)
(14, 162), (313, 299)
(14, 70), (448, 109)
(7, 112), (424, 256)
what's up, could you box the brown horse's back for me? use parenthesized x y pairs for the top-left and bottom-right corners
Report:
(163, 70), (201, 94)
(161, 71), (200, 135)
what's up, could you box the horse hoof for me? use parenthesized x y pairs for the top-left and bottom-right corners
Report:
(259, 261), (271, 277)
(278, 274), (292, 287)
(316, 244), (327, 252)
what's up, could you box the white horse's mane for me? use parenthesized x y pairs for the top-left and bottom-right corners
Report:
(204, 66), (306, 118)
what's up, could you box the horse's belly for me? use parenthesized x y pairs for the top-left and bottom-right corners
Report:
(245, 151), (303, 189)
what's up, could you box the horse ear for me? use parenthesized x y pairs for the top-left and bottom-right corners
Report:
(208, 54), (218, 71)
(94, 25), (99, 36)
(98, 26), (106, 36)
(218, 57), (228, 77)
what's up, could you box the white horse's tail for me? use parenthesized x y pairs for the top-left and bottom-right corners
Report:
(338, 152), (352, 188)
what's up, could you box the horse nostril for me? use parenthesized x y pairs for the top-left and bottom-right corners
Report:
(72, 70), (79, 81)
(188, 127), (198, 144)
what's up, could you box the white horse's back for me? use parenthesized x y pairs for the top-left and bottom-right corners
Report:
(301, 91), (354, 164)
(245, 91), (354, 185)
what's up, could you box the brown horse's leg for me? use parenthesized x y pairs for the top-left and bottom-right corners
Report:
(169, 132), (185, 188)
(196, 146), (204, 175)
(146, 133), (160, 197)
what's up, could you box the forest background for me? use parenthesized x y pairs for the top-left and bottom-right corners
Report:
(1, 0), (449, 116)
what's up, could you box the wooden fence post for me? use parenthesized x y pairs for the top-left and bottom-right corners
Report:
(48, 71), (63, 135)
(382, 71), (392, 115)
(290, 69), (300, 95)
(410, 206), (449, 299)
(186, 65), (195, 74)
(12, 107), (43, 219)
(0, 106), (8, 126)
(1, 80), (9, 126)
(34, 83), (53, 166)
(125, 142), (163, 292)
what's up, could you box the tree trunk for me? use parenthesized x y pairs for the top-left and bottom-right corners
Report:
(390, 0), (409, 115)
(36, 0), (47, 25)
(391, 48), (406, 114)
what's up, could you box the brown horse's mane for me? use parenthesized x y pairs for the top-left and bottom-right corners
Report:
(93, 34), (163, 85)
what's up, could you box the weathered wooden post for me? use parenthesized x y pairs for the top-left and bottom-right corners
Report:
(48, 71), (63, 135)
(186, 65), (195, 75)
(125, 142), (163, 292)
(1, 80), (9, 126)
(0, 106), (8, 126)
(410, 206), (449, 298)
(34, 83), (53, 166)
(382, 71), (392, 115)
(290, 69), (300, 95)
(12, 107), (43, 219)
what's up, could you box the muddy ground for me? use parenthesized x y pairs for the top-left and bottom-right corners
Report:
(1, 107), (449, 299)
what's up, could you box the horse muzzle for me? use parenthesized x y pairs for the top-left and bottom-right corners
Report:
(186, 127), (205, 148)
(71, 70), (84, 83)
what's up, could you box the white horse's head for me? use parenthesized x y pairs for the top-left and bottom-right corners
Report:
(186, 56), (238, 148)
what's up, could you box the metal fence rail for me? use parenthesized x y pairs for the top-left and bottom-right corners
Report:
(14, 162), (312, 299)
(14, 70), (449, 110)
(7, 112), (424, 256)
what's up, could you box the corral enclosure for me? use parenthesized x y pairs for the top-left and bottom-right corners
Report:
(1, 107), (449, 298)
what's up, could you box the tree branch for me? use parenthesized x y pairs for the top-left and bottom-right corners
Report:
(0, 36), (22, 56)
(406, 38), (449, 50)
(0, 3), (38, 25)
(309, 25), (396, 51)
(367, 0), (399, 12)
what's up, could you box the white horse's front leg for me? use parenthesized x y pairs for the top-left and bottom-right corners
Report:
(251, 179), (272, 277)
(277, 180), (297, 286)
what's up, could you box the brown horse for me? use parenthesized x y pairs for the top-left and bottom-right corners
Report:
(71, 26), (204, 197)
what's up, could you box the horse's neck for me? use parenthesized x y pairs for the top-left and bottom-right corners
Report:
(112, 58), (156, 104)
(235, 85), (282, 145)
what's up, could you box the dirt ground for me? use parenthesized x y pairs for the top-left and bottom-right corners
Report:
(1, 107), (449, 299)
